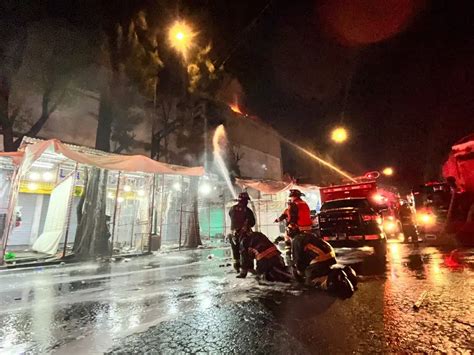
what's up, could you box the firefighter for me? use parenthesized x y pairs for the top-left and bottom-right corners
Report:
(274, 200), (292, 225)
(277, 189), (313, 266)
(287, 189), (312, 237)
(399, 200), (420, 243)
(292, 232), (356, 297)
(228, 192), (256, 273)
(238, 231), (291, 282)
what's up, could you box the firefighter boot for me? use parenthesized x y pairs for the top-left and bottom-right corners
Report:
(236, 269), (248, 278)
(233, 261), (241, 273)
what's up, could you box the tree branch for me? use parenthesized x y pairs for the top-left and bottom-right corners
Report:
(12, 87), (67, 147)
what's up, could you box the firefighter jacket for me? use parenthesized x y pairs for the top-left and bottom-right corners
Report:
(240, 232), (281, 272)
(229, 203), (256, 231)
(276, 207), (290, 223)
(292, 233), (336, 273)
(288, 198), (312, 231)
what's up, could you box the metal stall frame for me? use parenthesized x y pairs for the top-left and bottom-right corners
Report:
(0, 164), (21, 266)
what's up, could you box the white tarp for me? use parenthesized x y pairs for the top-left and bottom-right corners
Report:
(32, 175), (74, 255)
(0, 139), (204, 176)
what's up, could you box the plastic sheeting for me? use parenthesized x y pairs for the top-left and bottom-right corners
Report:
(1, 139), (204, 176)
(236, 178), (319, 195)
(32, 175), (74, 255)
(236, 178), (292, 194)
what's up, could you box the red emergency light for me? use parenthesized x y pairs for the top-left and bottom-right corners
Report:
(320, 182), (377, 203)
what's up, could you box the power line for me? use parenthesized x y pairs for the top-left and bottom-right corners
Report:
(215, 0), (273, 69)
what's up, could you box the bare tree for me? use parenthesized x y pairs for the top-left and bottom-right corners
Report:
(4, 20), (95, 150)
(0, 1), (36, 151)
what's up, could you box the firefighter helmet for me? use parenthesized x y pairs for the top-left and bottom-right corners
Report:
(289, 189), (305, 197)
(238, 192), (251, 201)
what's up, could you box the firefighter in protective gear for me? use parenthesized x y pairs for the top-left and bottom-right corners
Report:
(287, 189), (312, 237)
(292, 232), (337, 288)
(274, 200), (292, 225)
(238, 231), (291, 282)
(278, 190), (313, 266)
(229, 192), (256, 273)
(399, 200), (420, 243)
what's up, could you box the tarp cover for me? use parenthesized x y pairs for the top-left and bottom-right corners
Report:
(236, 178), (319, 195)
(32, 175), (74, 255)
(1, 139), (204, 176)
(0, 151), (23, 165)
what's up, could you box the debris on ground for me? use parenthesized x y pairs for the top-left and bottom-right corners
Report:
(413, 290), (428, 310)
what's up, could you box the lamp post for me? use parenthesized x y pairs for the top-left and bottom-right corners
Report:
(168, 20), (195, 61)
(382, 167), (394, 176)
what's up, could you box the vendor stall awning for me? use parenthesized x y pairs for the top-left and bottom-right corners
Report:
(236, 178), (319, 194)
(0, 139), (204, 176)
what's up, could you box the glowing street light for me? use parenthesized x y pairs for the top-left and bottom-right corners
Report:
(382, 167), (394, 176)
(168, 20), (196, 60)
(331, 127), (348, 144)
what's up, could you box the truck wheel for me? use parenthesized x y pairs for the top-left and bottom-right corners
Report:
(373, 239), (387, 260)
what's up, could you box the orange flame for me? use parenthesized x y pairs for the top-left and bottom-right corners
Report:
(229, 94), (243, 115)
(229, 103), (242, 114)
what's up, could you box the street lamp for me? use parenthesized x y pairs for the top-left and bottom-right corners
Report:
(382, 167), (394, 176)
(331, 127), (348, 144)
(168, 20), (196, 60)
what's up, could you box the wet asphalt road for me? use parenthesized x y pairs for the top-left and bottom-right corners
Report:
(0, 243), (473, 354)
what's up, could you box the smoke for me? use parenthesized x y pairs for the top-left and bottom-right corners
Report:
(215, 75), (245, 106)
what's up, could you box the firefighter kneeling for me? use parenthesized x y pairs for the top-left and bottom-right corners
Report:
(292, 232), (357, 297)
(238, 231), (292, 282)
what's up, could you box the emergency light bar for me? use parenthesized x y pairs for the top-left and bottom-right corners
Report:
(320, 182), (377, 203)
(321, 183), (375, 193)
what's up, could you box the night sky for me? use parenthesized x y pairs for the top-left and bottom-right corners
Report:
(203, 0), (474, 190)
(3, 0), (474, 190)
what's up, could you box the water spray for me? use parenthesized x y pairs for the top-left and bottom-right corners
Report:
(212, 125), (238, 199)
(277, 135), (357, 183)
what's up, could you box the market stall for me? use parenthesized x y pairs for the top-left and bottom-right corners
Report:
(0, 138), (204, 264)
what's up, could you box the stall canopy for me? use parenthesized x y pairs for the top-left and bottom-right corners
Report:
(236, 178), (319, 194)
(0, 139), (204, 176)
(443, 134), (474, 192)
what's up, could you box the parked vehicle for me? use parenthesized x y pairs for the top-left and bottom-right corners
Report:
(318, 182), (388, 258)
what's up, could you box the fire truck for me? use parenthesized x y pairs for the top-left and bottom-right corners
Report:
(317, 181), (403, 258)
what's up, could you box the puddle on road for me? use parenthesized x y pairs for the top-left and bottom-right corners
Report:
(1, 244), (472, 354)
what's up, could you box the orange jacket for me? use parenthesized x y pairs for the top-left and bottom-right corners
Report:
(289, 198), (312, 230)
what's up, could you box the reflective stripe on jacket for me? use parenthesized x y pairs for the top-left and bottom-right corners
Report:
(250, 245), (280, 261)
(305, 243), (336, 264)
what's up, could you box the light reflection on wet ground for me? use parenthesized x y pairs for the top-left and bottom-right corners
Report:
(0, 244), (472, 353)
